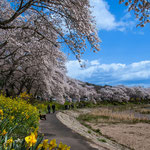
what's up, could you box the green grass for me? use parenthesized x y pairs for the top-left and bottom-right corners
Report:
(33, 101), (69, 114)
(32, 97), (150, 114)
(77, 114), (111, 123)
(88, 130), (91, 134)
(94, 128), (101, 134)
(98, 138), (107, 143)
(78, 121), (102, 136)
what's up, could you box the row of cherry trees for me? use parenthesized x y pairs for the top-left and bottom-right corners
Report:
(0, 0), (149, 103)
(0, 0), (100, 99)
(63, 80), (150, 103)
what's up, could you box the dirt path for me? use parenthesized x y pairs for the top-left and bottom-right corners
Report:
(39, 113), (99, 150)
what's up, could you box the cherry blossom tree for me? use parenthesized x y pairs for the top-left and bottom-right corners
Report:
(0, 16), (66, 98)
(0, 0), (100, 60)
(119, 0), (150, 27)
(0, 0), (101, 102)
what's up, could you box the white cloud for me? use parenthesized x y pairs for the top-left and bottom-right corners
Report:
(98, 63), (126, 71)
(66, 60), (97, 78)
(90, 60), (100, 65)
(120, 61), (150, 80)
(90, 0), (136, 31)
(131, 60), (150, 68)
(66, 60), (150, 87)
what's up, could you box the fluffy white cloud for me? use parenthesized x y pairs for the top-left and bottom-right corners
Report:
(66, 60), (150, 87)
(90, 60), (100, 65)
(90, 0), (135, 31)
(120, 61), (150, 80)
(66, 60), (97, 78)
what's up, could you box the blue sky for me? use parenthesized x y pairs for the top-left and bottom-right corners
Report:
(64, 0), (150, 87)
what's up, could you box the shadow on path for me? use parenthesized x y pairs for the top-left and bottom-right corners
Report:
(39, 113), (98, 150)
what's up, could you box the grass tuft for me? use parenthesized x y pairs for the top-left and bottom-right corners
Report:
(98, 138), (107, 143)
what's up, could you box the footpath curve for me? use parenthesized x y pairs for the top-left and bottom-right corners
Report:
(39, 112), (99, 150)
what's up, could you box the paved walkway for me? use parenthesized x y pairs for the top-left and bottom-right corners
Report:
(39, 113), (98, 150)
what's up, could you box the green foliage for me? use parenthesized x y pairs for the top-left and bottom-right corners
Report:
(94, 129), (101, 134)
(87, 130), (91, 134)
(34, 101), (64, 114)
(98, 139), (107, 143)
(74, 101), (96, 109)
(64, 101), (71, 106)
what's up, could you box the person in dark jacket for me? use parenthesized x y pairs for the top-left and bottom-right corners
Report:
(5, 89), (10, 97)
(71, 103), (74, 109)
(47, 104), (51, 114)
(52, 104), (56, 113)
(65, 105), (68, 110)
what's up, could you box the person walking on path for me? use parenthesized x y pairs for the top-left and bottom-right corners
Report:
(47, 104), (51, 114)
(5, 89), (10, 97)
(52, 104), (55, 113)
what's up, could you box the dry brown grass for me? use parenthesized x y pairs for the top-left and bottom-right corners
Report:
(77, 108), (150, 150)
(136, 108), (150, 114)
(91, 108), (149, 123)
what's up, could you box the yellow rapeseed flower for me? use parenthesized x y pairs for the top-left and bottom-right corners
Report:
(49, 139), (57, 150)
(6, 137), (13, 146)
(11, 116), (14, 120)
(26, 115), (29, 119)
(58, 142), (68, 150)
(25, 132), (37, 147)
(0, 109), (3, 116)
(37, 143), (43, 149)
(66, 146), (71, 150)
(58, 142), (71, 150)
(34, 131), (38, 139)
(42, 139), (49, 149)
(1, 129), (7, 136)
(1, 116), (3, 120)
